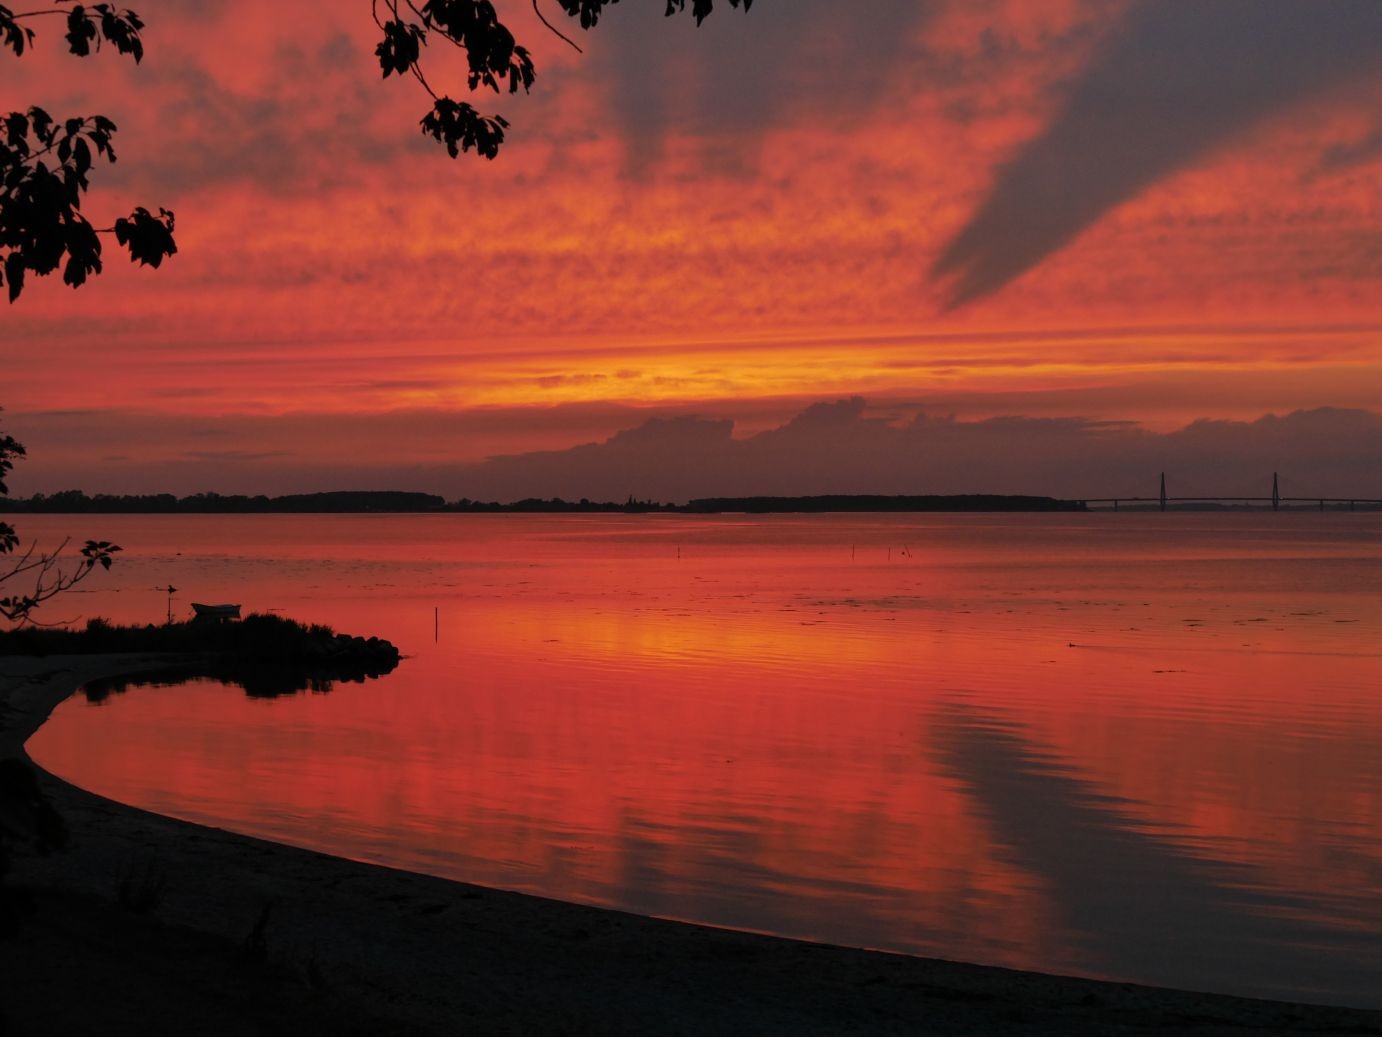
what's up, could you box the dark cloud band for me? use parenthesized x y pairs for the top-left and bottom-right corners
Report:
(933, 0), (1382, 308)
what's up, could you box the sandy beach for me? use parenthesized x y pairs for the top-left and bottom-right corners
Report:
(3, 654), (1381, 1036)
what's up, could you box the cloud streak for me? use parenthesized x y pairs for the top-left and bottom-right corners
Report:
(933, 0), (1382, 307)
(594, 1), (935, 174)
(932, 702), (1382, 1002)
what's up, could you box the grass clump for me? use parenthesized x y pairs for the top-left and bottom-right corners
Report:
(0, 613), (360, 658)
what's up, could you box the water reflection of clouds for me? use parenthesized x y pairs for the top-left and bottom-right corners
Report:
(933, 701), (1382, 1006)
(609, 811), (912, 952)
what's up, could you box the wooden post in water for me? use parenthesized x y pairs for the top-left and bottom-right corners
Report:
(434, 606), (438, 642)
(1272, 472), (1280, 512)
(1159, 472), (1167, 512)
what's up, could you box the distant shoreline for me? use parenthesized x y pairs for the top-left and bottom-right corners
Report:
(1, 491), (1091, 514)
(6, 491), (1382, 514)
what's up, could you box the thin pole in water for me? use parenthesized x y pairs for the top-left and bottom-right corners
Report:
(434, 606), (439, 642)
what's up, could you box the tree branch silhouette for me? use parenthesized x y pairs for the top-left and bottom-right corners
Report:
(0, 1), (175, 302)
(532, 0), (582, 54)
(0, 429), (119, 626)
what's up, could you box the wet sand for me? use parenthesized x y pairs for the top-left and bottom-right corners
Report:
(3, 654), (1380, 1035)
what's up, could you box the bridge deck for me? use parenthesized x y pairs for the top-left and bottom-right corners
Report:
(1081, 496), (1382, 508)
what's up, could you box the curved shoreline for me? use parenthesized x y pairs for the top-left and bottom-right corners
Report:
(4, 654), (1381, 1035)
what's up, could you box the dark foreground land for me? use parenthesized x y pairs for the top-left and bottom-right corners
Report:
(4, 656), (1381, 1036)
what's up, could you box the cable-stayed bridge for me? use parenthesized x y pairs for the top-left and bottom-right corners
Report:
(1081, 473), (1382, 512)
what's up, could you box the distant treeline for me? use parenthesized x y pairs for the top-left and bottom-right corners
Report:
(0, 491), (668, 513)
(0, 490), (449, 513)
(450, 497), (673, 512)
(1, 490), (1087, 513)
(682, 495), (1087, 513)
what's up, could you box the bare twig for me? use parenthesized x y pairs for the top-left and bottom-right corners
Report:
(532, 0), (582, 53)
(1, 534), (113, 625)
(410, 61), (439, 100)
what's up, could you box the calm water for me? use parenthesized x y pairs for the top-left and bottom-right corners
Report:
(21, 513), (1382, 1007)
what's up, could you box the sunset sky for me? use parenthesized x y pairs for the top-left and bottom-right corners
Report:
(5, 0), (1381, 499)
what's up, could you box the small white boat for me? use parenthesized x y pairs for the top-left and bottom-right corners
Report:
(191, 602), (241, 620)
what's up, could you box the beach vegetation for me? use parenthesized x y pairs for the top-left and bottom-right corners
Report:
(0, 612), (403, 698)
(0, 611), (338, 654)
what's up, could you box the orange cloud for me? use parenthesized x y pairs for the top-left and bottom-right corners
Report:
(4, 1), (1380, 486)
